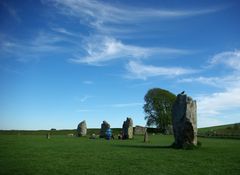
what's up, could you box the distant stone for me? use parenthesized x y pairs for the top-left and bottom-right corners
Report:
(134, 125), (146, 135)
(172, 93), (197, 148)
(165, 125), (173, 135)
(118, 134), (122, 140)
(122, 117), (133, 139)
(77, 120), (87, 137)
(46, 133), (50, 139)
(89, 133), (96, 139)
(144, 131), (148, 143)
(100, 121), (110, 138)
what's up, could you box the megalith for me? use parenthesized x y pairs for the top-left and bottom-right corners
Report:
(144, 131), (148, 143)
(122, 117), (133, 139)
(77, 120), (87, 137)
(172, 92), (197, 148)
(100, 121), (110, 138)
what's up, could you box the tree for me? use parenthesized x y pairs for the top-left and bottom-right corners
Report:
(143, 88), (176, 133)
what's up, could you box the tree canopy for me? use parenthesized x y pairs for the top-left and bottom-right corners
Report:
(143, 88), (176, 133)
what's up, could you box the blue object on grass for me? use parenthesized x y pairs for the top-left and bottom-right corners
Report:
(106, 128), (112, 140)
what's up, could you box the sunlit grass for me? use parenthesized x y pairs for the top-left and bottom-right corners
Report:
(0, 135), (239, 175)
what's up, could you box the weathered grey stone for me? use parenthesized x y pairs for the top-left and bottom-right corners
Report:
(172, 93), (197, 148)
(46, 133), (50, 139)
(165, 125), (173, 135)
(67, 133), (74, 137)
(77, 120), (87, 137)
(144, 131), (148, 143)
(89, 133), (97, 139)
(134, 125), (146, 135)
(100, 121), (110, 138)
(122, 117), (133, 139)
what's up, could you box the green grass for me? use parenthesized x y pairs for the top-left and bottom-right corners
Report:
(0, 128), (121, 136)
(0, 135), (239, 175)
(198, 123), (240, 138)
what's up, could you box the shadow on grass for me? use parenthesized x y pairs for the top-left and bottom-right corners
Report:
(113, 144), (172, 149)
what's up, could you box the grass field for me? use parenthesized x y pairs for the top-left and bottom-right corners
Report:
(0, 134), (239, 175)
(198, 123), (240, 138)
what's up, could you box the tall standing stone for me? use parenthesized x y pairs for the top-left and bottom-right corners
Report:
(100, 121), (110, 138)
(172, 93), (197, 148)
(122, 117), (133, 139)
(77, 120), (87, 137)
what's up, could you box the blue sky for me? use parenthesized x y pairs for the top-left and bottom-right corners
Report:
(0, 0), (240, 130)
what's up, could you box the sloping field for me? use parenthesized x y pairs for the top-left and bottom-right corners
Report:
(198, 123), (240, 138)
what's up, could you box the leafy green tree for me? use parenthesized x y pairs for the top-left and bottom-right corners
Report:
(143, 88), (176, 133)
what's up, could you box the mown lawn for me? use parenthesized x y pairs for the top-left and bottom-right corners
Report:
(0, 135), (239, 175)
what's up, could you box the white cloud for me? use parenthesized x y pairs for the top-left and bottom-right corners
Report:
(70, 36), (147, 65)
(0, 32), (75, 62)
(179, 74), (240, 87)
(48, 0), (222, 33)
(197, 84), (240, 127)
(179, 49), (240, 127)
(70, 36), (190, 65)
(197, 85), (240, 115)
(51, 27), (75, 36)
(209, 49), (240, 70)
(198, 116), (226, 128)
(179, 49), (240, 87)
(126, 61), (196, 80)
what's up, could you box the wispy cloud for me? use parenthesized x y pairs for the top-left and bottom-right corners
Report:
(196, 78), (240, 127)
(70, 36), (147, 65)
(70, 35), (190, 65)
(179, 49), (240, 86)
(197, 84), (240, 127)
(209, 49), (240, 70)
(178, 74), (240, 88)
(51, 27), (75, 36)
(0, 32), (75, 62)
(48, 0), (222, 34)
(126, 61), (196, 80)
(179, 49), (240, 127)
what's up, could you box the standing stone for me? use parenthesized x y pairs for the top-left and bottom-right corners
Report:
(122, 117), (133, 139)
(165, 125), (173, 135)
(172, 93), (197, 148)
(46, 133), (50, 139)
(144, 131), (148, 143)
(89, 133), (96, 139)
(100, 121), (110, 138)
(77, 120), (87, 137)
